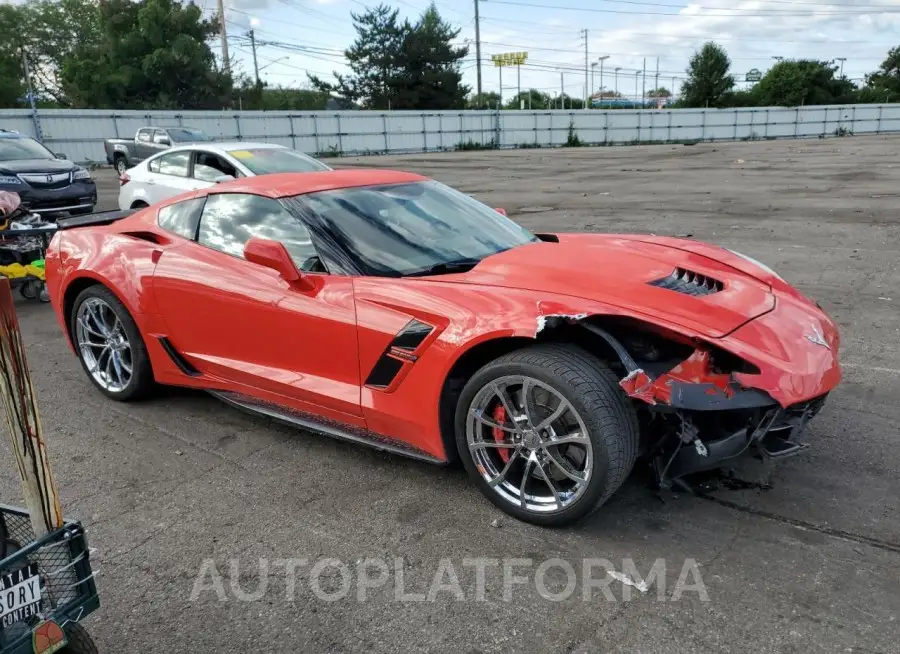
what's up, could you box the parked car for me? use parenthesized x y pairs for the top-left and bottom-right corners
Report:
(0, 129), (96, 217)
(117, 141), (332, 210)
(46, 169), (841, 526)
(104, 126), (213, 174)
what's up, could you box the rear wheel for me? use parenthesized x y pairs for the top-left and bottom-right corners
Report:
(70, 285), (154, 401)
(59, 622), (99, 654)
(455, 344), (639, 526)
(114, 156), (127, 175)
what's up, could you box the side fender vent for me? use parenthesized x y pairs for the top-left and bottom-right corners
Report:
(649, 268), (724, 297)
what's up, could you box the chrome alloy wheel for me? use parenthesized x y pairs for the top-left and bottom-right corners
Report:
(466, 375), (593, 514)
(75, 297), (133, 393)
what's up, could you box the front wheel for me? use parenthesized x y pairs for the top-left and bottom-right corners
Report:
(70, 285), (155, 401)
(455, 344), (639, 527)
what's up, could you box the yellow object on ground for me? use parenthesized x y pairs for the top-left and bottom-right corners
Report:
(0, 263), (45, 281)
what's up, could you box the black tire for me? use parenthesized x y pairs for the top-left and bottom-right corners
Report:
(70, 284), (155, 401)
(129, 201), (149, 209)
(114, 156), (128, 175)
(59, 622), (99, 654)
(454, 343), (639, 527)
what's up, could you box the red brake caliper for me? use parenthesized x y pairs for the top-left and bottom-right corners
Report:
(492, 404), (511, 463)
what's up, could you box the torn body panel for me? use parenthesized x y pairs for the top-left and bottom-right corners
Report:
(618, 348), (778, 411)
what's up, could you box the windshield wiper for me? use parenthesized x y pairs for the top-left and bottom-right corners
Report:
(403, 258), (482, 277)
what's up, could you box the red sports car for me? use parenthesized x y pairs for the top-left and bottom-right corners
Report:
(45, 170), (841, 526)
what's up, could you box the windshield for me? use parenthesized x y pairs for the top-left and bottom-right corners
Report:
(168, 128), (212, 142)
(228, 148), (331, 174)
(292, 180), (538, 276)
(0, 137), (55, 161)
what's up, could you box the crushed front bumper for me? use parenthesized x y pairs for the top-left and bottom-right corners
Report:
(653, 393), (828, 484)
(8, 180), (97, 216)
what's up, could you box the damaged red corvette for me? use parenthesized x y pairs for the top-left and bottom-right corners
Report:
(44, 170), (841, 526)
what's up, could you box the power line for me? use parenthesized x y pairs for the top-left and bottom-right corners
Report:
(478, 15), (900, 46)
(480, 0), (900, 17)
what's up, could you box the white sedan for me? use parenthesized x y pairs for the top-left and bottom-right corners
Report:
(117, 141), (332, 210)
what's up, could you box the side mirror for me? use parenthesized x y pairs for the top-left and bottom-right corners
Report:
(243, 237), (301, 282)
(55, 153), (67, 160)
(495, 207), (507, 216)
(214, 174), (235, 184)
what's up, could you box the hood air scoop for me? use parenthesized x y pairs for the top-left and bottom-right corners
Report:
(649, 267), (724, 297)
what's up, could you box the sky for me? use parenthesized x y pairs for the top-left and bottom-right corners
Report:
(207, 0), (900, 101)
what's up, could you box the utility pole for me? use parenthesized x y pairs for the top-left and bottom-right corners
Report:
(671, 76), (676, 103)
(836, 57), (847, 78)
(591, 62), (597, 104)
(582, 29), (589, 109)
(249, 29), (260, 86)
(517, 63), (521, 108)
(474, 0), (483, 98)
(19, 47), (43, 143)
(217, 0), (229, 73)
(634, 70), (639, 106)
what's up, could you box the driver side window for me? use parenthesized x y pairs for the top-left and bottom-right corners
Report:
(196, 193), (323, 272)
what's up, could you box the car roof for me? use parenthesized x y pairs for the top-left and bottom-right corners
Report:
(0, 130), (28, 139)
(208, 169), (428, 198)
(162, 141), (288, 156)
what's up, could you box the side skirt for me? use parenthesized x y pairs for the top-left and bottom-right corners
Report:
(208, 390), (446, 465)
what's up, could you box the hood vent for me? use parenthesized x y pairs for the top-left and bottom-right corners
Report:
(649, 268), (724, 296)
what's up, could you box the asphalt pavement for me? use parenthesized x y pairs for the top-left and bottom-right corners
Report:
(1, 135), (898, 653)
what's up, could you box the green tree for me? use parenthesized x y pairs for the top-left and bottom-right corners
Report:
(308, 4), (408, 109)
(753, 59), (855, 107)
(18, 0), (102, 106)
(60, 0), (231, 109)
(310, 3), (468, 110)
(504, 89), (551, 110)
(391, 4), (469, 109)
(648, 87), (671, 98)
(0, 5), (27, 108)
(467, 91), (501, 109)
(681, 42), (735, 107)
(862, 46), (900, 102)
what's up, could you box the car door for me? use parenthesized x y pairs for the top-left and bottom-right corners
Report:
(151, 191), (363, 425)
(134, 128), (153, 162)
(144, 150), (208, 205)
(191, 150), (240, 186)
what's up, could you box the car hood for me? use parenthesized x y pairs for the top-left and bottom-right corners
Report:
(0, 159), (76, 174)
(443, 233), (776, 338)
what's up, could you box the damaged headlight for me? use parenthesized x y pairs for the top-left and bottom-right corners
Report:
(0, 175), (22, 185)
(726, 249), (783, 281)
(72, 168), (92, 181)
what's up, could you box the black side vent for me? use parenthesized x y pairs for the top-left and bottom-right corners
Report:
(365, 357), (404, 388)
(391, 320), (434, 351)
(364, 319), (435, 389)
(649, 268), (724, 297)
(157, 337), (201, 376)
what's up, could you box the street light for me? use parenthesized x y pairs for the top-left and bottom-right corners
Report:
(597, 55), (610, 108)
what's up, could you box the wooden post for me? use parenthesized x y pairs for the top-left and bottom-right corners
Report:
(0, 278), (62, 537)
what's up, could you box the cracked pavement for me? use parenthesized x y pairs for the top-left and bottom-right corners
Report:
(1, 135), (898, 652)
